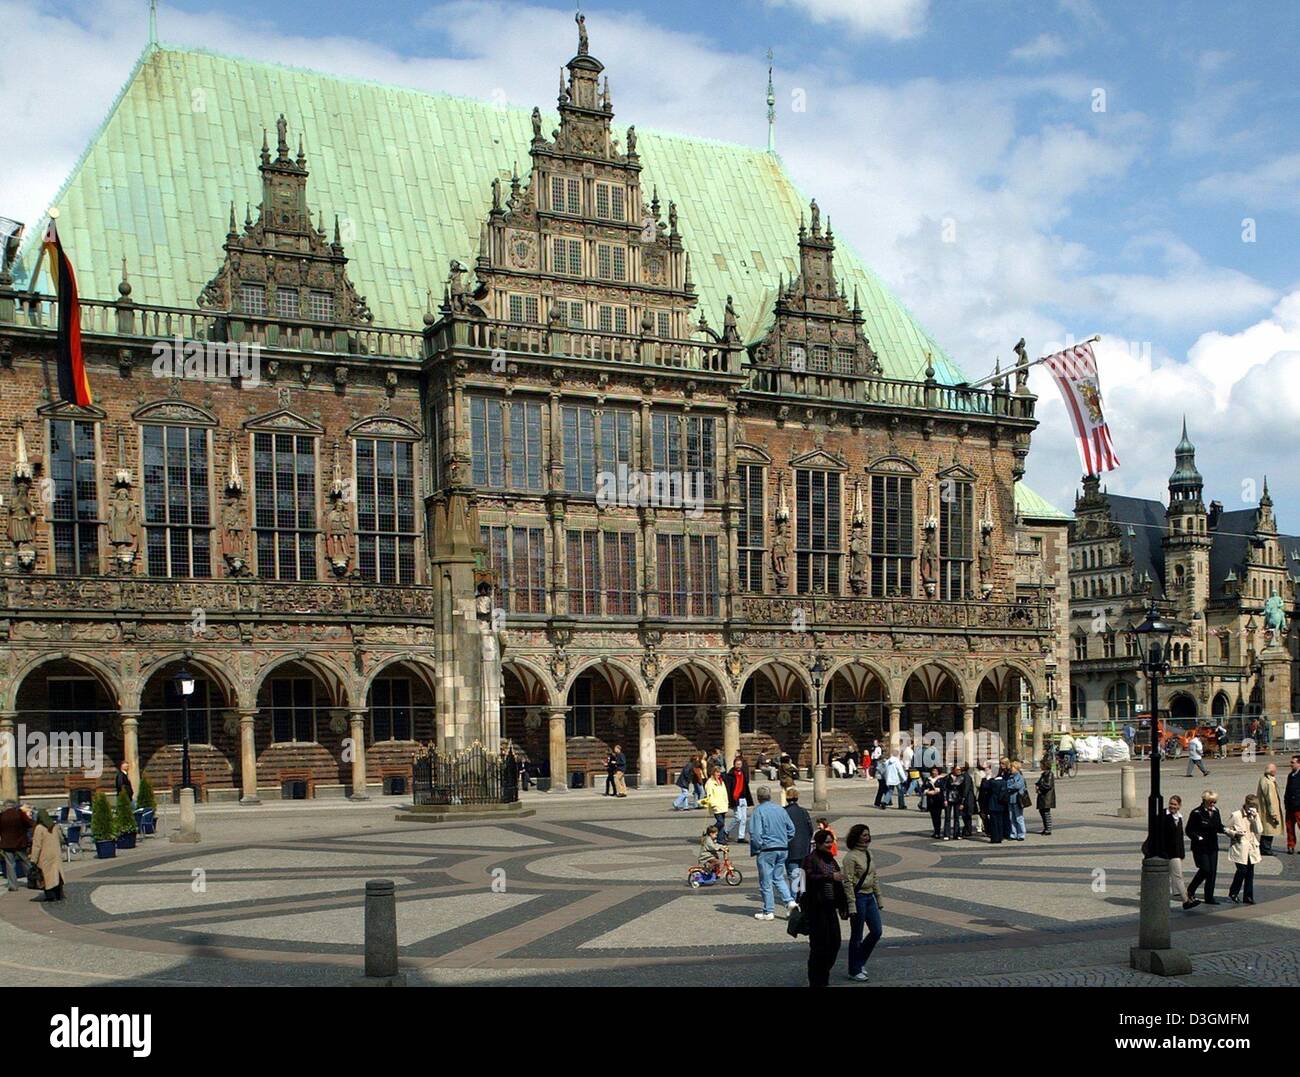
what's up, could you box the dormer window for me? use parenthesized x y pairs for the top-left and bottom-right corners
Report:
(276, 287), (299, 319)
(238, 283), (266, 316)
(788, 343), (806, 371)
(835, 347), (856, 374)
(551, 175), (581, 214)
(810, 345), (831, 372)
(308, 290), (334, 321)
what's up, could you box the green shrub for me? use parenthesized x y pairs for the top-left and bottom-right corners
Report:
(114, 789), (137, 835)
(136, 775), (156, 813)
(90, 792), (116, 842)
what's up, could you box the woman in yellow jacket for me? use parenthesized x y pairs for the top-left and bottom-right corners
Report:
(29, 810), (64, 902)
(703, 766), (731, 841)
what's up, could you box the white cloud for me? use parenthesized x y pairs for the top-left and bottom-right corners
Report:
(1187, 152), (1300, 212)
(1023, 290), (1300, 528)
(764, 0), (929, 40)
(1010, 33), (1068, 62)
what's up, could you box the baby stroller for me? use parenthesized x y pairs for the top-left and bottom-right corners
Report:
(687, 848), (743, 888)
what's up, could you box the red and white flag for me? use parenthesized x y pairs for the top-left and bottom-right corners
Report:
(1043, 341), (1119, 475)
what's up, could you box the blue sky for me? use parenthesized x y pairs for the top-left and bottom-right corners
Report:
(6, 0), (1300, 527)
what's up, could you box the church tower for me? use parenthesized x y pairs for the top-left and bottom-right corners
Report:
(1163, 419), (1211, 618)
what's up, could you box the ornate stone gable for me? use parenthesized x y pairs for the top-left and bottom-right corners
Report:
(750, 207), (881, 377)
(198, 115), (373, 326)
(448, 16), (713, 346)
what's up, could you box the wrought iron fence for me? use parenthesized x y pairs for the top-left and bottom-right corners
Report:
(411, 744), (519, 806)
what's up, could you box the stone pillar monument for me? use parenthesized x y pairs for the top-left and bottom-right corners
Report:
(637, 707), (658, 787)
(238, 708), (260, 804)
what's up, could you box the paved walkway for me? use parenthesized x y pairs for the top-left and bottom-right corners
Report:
(2, 758), (1297, 986)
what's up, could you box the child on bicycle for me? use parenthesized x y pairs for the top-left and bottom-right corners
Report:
(698, 824), (726, 875)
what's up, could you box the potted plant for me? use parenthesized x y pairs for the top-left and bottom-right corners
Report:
(136, 776), (157, 835)
(114, 789), (137, 849)
(90, 792), (117, 858)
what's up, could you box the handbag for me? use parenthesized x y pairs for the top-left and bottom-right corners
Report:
(26, 863), (43, 890)
(1018, 788), (1031, 809)
(786, 898), (810, 937)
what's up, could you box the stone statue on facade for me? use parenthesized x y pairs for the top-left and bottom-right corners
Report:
(1013, 337), (1030, 392)
(326, 496), (353, 577)
(532, 106), (543, 140)
(627, 125), (637, 154)
(1264, 591), (1287, 644)
(978, 530), (994, 598)
(106, 482), (140, 570)
(809, 199), (821, 233)
(771, 521), (790, 590)
(920, 531), (938, 596)
(849, 525), (868, 595)
(220, 496), (250, 577)
(722, 295), (740, 343)
(576, 11), (589, 55)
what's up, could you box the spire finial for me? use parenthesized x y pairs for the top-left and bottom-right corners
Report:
(148, 0), (158, 47)
(766, 48), (776, 154)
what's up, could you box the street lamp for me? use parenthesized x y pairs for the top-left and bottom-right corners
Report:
(810, 654), (828, 812)
(1125, 600), (1189, 976)
(173, 666), (196, 793)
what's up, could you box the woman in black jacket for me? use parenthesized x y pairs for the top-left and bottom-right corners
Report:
(801, 828), (849, 988)
(1185, 791), (1225, 904)
(1035, 763), (1056, 835)
(922, 767), (944, 839)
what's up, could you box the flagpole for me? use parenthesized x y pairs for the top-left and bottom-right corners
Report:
(958, 335), (1101, 390)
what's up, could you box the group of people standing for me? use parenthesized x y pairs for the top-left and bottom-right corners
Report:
(911, 757), (1054, 842)
(0, 800), (64, 902)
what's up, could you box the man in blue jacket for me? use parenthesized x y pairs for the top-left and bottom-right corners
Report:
(748, 785), (797, 920)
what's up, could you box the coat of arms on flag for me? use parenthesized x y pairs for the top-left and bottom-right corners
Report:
(1043, 341), (1118, 475)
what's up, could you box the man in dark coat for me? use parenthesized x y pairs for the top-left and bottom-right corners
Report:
(1, 800), (33, 891)
(983, 768), (1007, 843)
(115, 761), (134, 802)
(1285, 754), (1300, 855)
(1186, 790), (1226, 903)
(784, 787), (814, 896)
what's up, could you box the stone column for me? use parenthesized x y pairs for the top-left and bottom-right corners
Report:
(888, 705), (902, 754)
(548, 708), (568, 792)
(962, 705), (976, 768)
(120, 711), (141, 792)
(349, 709), (369, 801)
(0, 713), (17, 803)
(637, 707), (658, 787)
(722, 704), (742, 768)
(238, 707), (260, 805)
(1118, 764), (1140, 817)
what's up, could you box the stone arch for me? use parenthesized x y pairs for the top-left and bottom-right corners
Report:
(738, 658), (813, 765)
(10, 653), (127, 798)
(253, 651), (352, 710)
(976, 663), (1033, 757)
(903, 662), (963, 737)
(976, 659), (1040, 703)
(135, 653), (239, 797)
(1211, 691), (1231, 718)
(651, 659), (728, 708)
(360, 653), (440, 702)
(824, 658), (890, 753)
(562, 658), (644, 782)
(560, 657), (644, 704)
(501, 658), (556, 764)
(1169, 692), (1198, 720)
(900, 657), (968, 705)
(250, 653), (355, 797)
(651, 661), (727, 771)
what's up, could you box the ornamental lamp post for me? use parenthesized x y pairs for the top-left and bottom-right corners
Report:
(811, 654), (828, 812)
(174, 666), (197, 793)
(1126, 600), (1189, 976)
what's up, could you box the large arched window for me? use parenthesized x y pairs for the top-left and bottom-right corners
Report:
(1106, 681), (1137, 720)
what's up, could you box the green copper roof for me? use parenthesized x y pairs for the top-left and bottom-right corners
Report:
(1015, 483), (1071, 522)
(20, 42), (965, 385)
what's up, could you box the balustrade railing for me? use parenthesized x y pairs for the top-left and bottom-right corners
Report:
(0, 289), (423, 361)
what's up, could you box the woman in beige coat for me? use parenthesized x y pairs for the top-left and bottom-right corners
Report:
(29, 810), (64, 902)
(1226, 794), (1263, 905)
(1256, 765), (1283, 856)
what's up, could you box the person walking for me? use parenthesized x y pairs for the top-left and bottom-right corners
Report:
(28, 810), (63, 902)
(800, 828), (848, 988)
(1186, 790), (1226, 904)
(784, 786), (814, 898)
(871, 741), (887, 808)
(604, 746), (620, 796)
(884, 751), (907, 809)
(842, 823), (884, 982)
(1, 800), (33, 892)
(1226, 794), (1263, 904)
(922, 766), (944, 838)
(1213, 720), (1229, 760)
(1185, 734), (1209, 778)
(673, 758), (695, 811)
(777, 754), (799, 807)
(1158, 795), (1199, 911)
(703, 765), (731, 840)
(1256, 763), (1282, 856)
(116, 760), (134, 804)
(747, 785), (797, 920)
(942, 766), (966, 840)
(1006, 760), (1028, 841)
(725, 754), (752, 843)
(901, 741), (919, 800)
(1285, 755), (1300, 855)
(1122, 721), (1136, 757)
(1035, 760), (1055, 835)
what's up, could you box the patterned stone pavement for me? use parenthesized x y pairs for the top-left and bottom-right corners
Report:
(2, 760), (1298, 986)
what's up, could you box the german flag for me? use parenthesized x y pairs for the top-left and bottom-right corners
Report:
(34, 218), (92, 406)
